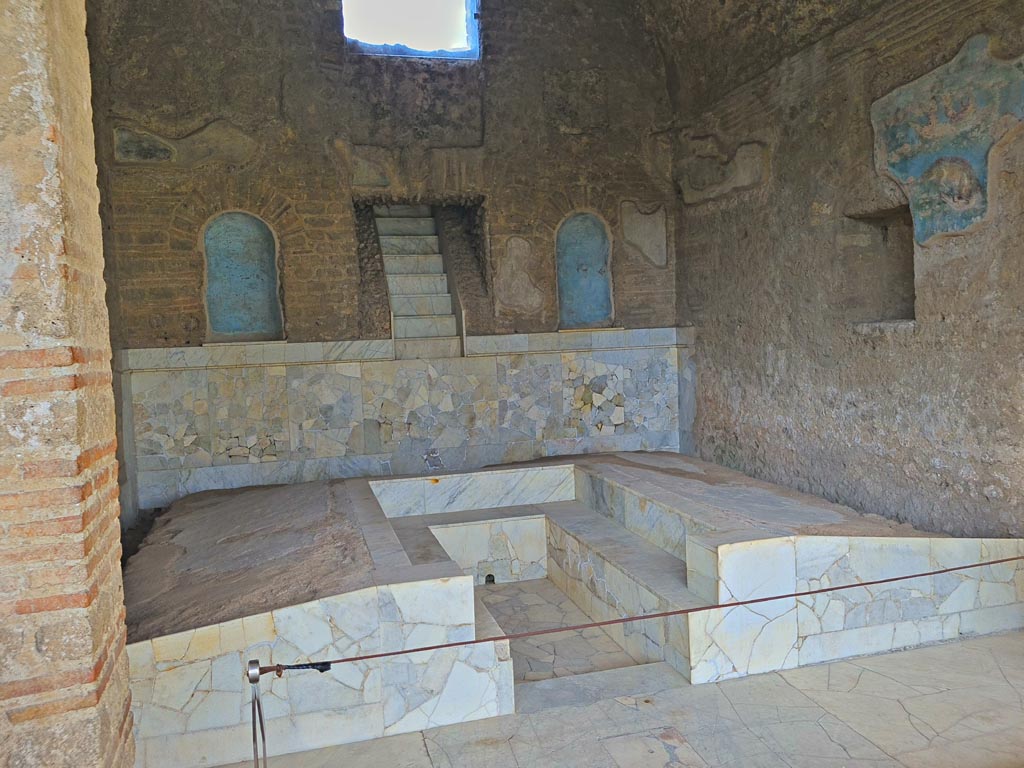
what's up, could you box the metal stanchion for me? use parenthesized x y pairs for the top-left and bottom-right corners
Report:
(248, 660), (269, 768)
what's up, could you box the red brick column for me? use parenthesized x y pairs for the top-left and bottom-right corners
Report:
(0, 1), (133, 765)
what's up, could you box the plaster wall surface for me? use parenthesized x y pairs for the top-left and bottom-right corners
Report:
(659, 0), (1024, 537)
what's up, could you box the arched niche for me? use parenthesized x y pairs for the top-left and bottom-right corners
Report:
(203, 212), (283, 341)
(556, 212), (613, 329)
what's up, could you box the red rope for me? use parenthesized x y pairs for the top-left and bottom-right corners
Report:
(258, 555), (1024, 677)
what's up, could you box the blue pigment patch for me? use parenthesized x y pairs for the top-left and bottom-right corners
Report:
(872, 36), (1024, 244)
(557, 213), (613, 329)
(204, 213), (283, 340)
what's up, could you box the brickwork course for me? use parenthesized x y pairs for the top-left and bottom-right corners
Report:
(1, 1), (133, 764)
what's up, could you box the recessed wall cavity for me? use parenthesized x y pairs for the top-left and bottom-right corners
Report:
(204, 212), (284, 341)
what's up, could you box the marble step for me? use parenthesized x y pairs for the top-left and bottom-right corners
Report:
(380, 235), (440, 255)
(376, 217), (436, 236)
(383, 254), (445, 275)
(393, 315), (458, 339)
(387, 274), (448, 295)
(394, 336), (462, 360)
(373, 204), (432, 218)
(391, 294), (453, 316)
(515, 662), (687, 713)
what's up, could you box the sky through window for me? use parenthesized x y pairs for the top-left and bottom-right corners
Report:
(343, 0), (474, 55)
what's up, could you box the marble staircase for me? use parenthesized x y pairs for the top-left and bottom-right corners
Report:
(374, 204), (462, 360)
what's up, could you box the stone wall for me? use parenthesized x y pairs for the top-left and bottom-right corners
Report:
(0, 1), (132, 764)
(87, 0), (678, 348)
(656, 0), (1024, 536)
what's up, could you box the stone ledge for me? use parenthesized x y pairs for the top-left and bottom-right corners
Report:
(113, 328), (695, 372)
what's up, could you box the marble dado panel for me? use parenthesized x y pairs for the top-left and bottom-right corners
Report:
(370, 465), (575, 518)
(564, 348), (678, 438)
(125, 330), (693, 513)
(129, 576), (514, 768)
(688, 535), (1024, 684)
(430, 516), (548, 585)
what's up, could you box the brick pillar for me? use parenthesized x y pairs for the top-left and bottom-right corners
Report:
(0, 1), (133, 765)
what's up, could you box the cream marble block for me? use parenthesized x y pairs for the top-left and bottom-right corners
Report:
(687, 537), (799, 684)
(430, 516), (548, 584)
(684, 536), (719, 603)
(129, 572), (516, 768)
(370, 466), (575, 518)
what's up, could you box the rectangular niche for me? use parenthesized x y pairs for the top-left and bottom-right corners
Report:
(841, 206), (916, 323)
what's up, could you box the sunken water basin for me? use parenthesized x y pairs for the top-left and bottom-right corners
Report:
(124, 454), (1024, 767)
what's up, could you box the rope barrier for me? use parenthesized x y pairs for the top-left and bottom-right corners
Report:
(246, 554), (1024, 765)
(254, 554), (1023, 676)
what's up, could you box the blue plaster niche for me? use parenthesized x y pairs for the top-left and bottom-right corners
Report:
(204, 213), (283, 340)
(557, 213), (613, 329)
(871, 36), (1024, 244)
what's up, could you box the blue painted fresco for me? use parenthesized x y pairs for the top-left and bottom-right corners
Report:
(557, 213), (613, 329)
(872, 36), (1024, 244)
(204, 213), (283, 340)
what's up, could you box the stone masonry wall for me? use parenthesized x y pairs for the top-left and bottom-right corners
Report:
(87, 0), (677, 348)
(658, 0), (1024, 537)
(0, 1), (132, 764)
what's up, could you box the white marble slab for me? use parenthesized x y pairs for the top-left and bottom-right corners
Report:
(371, 466), (575, 518)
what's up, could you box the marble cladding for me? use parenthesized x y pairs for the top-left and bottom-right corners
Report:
(129, 576), (514, 768)
(687, 535), (1024, 684)
(575, 467), (693, 562)
(429, 516), (548, 585)
(370, 466), (575, 518)
(547, 519), (693, 680)
(127, 458), (1024, 766)
(123, 329), (693, 514)
(793, 536), (1024, 666)
(558, 471), (1024, 685)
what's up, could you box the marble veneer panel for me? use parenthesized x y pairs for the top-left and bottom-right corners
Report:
(688, 535), (1024, 684)
(209, 366), (289, 465)
(122, 330), (691, 514)
(287, 363), (364, 459)
(562, 348), (679, 439)
(546, 518), (693, 679)
(132, 369), (211, 472)
(371, 465), (575, 518)
(575, 467), (693, 563)
(794, 536), (1024, 666)
(429, 516), (548, 584)
(360, 357), (500, 458)
(129, 573), (514, 768)
(687, 537), (799, 684)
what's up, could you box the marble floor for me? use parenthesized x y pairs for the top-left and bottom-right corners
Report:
(479, 578), (637, 682)
(219, 631), (1024, 768)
